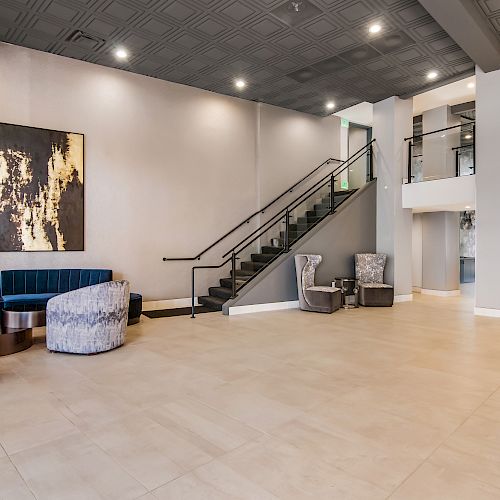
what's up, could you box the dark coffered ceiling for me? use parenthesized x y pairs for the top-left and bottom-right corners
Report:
(0, 0), (475, 115)
(478, 0), (500, 36)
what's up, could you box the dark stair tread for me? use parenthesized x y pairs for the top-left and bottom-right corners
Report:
(230, 269), (254, 277)
(209, 286), (233, 299)
(261, 246), (283, 255)
(251, 253), (275, 263)
(198, 295), (226, 311)
(220, 277), (247, 288)
(241, 261), (267, 271)
(314, 204), (330, 211)
(297, 216), (321, 224)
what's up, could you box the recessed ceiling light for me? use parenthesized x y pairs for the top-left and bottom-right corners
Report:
(465, 134), (472, 139)
(235, 79), (246, 89)
(467, 82), (475, 89)
(440, 134), (446, 138)
(427, 70), (438, 80)
(114, 48), (128, 60)
(369, 24), (382, 34)
(326, 101), (335, 110)
(465, 205), (471, 209)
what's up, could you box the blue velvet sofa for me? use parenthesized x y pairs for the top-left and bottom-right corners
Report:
(0, 269), (142, 324)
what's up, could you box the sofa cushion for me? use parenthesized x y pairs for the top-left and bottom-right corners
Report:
(0, 269), (112, 295)
(3, 293), (59, 306)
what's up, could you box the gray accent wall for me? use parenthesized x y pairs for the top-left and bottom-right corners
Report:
(224, 181), (376, 309)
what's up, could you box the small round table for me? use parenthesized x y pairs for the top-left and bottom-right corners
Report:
(333, 277), (359, 309)
(0, 307), (46, 356)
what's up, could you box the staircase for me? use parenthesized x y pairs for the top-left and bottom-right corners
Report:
(198, 189), (355, 311)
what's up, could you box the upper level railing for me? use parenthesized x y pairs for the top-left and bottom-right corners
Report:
(404, 121), (475, 183)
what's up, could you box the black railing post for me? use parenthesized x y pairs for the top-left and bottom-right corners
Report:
(368, 144), (374, 181)
(407, 141), (413, 183)
(472, 124), (476, 174)
(330, 174), (335, 215)
(231, 252), (237, 299)
(455, 149), (460, 177)
(191, 267), (196, 318)
(284, 210), (290, 252)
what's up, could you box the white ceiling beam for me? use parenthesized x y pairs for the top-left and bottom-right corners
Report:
(418, 0), (500, 72)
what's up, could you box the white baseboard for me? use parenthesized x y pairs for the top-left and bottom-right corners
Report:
(421, 289), (461, 297)
(143, 297), (199, 311)
(474, 307), (500, 318)
(228, 300), (299, 316)
(394, 294), (413, 303)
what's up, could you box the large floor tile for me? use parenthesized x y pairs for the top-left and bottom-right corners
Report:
(0, 394), (78, 455)
(152, 460), (279, 500)
(146, 397), (262, 456)
(87, 412), (215, 490)
(219, 435), (388, 499)
(10, 432), (147, 500)
(0, 456), (35, 499)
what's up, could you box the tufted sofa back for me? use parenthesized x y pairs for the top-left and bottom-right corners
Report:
(0, 269), (112, 296)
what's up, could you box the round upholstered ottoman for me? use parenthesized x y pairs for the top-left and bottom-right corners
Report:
(128, 293), (142, 325)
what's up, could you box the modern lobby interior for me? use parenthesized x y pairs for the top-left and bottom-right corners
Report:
(1, 0), (500, 499)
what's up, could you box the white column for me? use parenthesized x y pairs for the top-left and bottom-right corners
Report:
(475, 67), (500, 316)
(373, 96), (413, 301)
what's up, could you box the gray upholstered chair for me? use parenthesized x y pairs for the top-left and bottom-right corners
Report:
(46, 280), (130, 354)
(294, 255), (342, 313)
(355, 253), (394, 307)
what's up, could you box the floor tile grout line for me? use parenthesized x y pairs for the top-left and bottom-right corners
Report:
(386, 382), (500, 498)
(4, 449), (39, 499)
(146, 432), (273, 495)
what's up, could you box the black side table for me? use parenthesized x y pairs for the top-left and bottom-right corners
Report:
(333, 277), (359, 309)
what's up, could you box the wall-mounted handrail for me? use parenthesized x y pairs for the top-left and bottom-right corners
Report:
(404, 121), (475, 142)
(164, 156), (341, 262)
(451, 144), (474, 151)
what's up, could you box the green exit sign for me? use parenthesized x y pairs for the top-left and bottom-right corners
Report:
(341, 179), (349, 189)
(341, 118), (350, 128)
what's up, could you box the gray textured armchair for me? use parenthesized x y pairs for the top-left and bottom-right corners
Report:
(294, 255), (341, 313)
(46, 280), (130, 354)
(355, 253), (394, 307)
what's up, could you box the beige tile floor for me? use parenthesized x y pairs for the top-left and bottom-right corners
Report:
(2, 286), (500, 499)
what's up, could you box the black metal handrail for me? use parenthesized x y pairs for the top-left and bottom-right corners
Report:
(164, 155), (341, 262)
(221, 141), (373, 259)
(188, 140), (375, 317)
(405, 122), (475, 184)
(404, 121), (475, 142)
(190, 258), (232, 318)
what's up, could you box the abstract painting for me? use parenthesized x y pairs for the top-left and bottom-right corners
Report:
(0, 123), (84, 251)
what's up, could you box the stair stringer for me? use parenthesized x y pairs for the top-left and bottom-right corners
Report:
(221, 180), (377, 315)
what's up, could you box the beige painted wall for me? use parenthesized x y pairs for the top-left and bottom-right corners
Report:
(0, 43), (341, 300)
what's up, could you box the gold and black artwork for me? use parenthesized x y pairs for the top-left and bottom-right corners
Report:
(0, 123), (84, 251)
